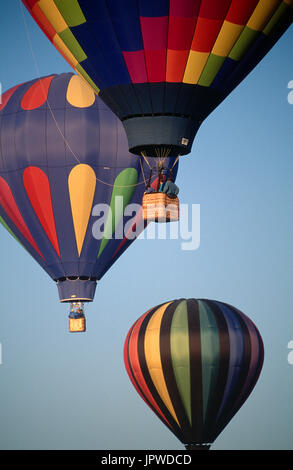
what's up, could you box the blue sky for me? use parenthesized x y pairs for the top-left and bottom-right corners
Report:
(0, 1), (292, 450)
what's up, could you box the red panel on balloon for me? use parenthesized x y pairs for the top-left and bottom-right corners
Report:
(122, 50), (147, 84)
(126, 311), (172, 428)
(0, 176), (44, 259)
(22, 0), (39, 7)
(169, 0), (201, 17)
(226, 0), (259, 25)
(140, 16), (169, 50)
(23, 167), (60, 257)
(191, 17), (223, 52)
(168, 16), (197, 51)
(21, 75), (55, 110)
(0, 84), (22, 111)
(31, 3), (57, 41)
(144, 50), (167, 82)
(199, 0), (232, 20)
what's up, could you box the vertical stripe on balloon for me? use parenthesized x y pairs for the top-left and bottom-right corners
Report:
(31, 1), (57, 40)
(125, 309), (173, 429)
(198, 300), (220, 423)
(170, 300), (192, 426)
(144, 303), (180, 426)
(68, 164), (96, 257)
(159, 300), (193, 442)
(23, 166), (60, 257)
(37, 0), (69, 34)
(186, 298), (203, 442)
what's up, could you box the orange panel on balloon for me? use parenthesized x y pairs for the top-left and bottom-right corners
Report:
(126, 311), (173, 429)
(31, 3), (57, 41)
(166, 50), (190, 82)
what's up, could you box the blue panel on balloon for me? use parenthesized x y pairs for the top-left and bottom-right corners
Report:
(138, 0), (169, 17)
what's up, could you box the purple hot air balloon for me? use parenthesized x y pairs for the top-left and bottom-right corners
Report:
(0, 72), (178, 331)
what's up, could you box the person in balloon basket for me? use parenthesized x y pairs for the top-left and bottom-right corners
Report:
(144, 169), (167, 194)
(161, 177), (179, 198)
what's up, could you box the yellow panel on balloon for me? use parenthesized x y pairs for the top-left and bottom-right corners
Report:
(53, 34), (78, 67)
(144, 302), (180, 427)
(66, 75), (95, 108)
(247, 0), (280, 31)
(212, 21), (244, 57)
(183, 51), (209, 85)
(38, 0), (68, 33)
(68, 164), (96, 257)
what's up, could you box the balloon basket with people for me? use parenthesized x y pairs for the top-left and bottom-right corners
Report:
(142, 192), (179, 223)
(142, 166), (180, 223)
(68, 301), (86, 333)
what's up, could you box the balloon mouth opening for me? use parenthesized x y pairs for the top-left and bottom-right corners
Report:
(122, 115), (200, 158)
(184, 443), (211, 451)
(132, 144), (186, 159)
(57, 277), (97, 303)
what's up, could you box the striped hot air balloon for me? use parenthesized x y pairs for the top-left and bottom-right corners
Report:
(22, 0), (293, 159)
(124, 298), (264, 449)
(0, 72), (178, 331)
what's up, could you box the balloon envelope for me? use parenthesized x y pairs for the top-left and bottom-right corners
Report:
(124, 298), (264, 448)
(0, 73), (177, 303)
(22, 0), (293, 157)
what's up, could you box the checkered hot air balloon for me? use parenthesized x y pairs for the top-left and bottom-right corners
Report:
(22, 0), (293, 159)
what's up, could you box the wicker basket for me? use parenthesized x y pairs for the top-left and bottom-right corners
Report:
(143, 192), (179, 222)
(69, 315), (86, 333)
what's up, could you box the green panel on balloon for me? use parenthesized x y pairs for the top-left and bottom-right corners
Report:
(53, 0), (86, 27)
(229, 27), (259, 62)
(75, 64), (100, 94)
(198, 54), (226, 87)
(98, 168), (138, 258)
(58, 29), (87, 63)
(263, 3), (290, 36)
(198, 300), (220, 422)
(170, 300), (192, 426)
